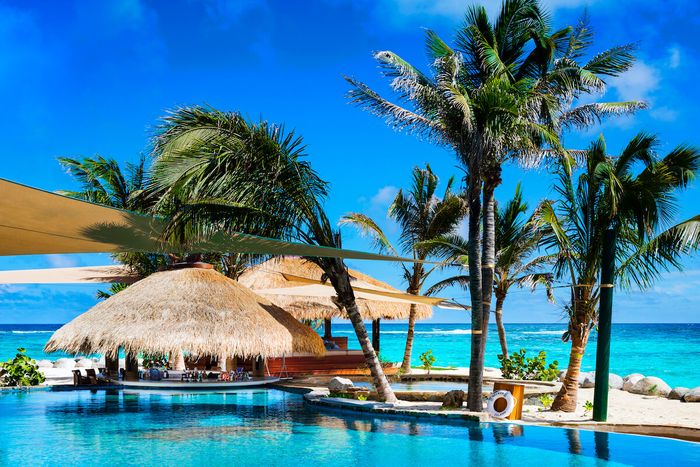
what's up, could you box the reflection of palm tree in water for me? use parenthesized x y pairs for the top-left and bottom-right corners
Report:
(566, 429), (582, 455)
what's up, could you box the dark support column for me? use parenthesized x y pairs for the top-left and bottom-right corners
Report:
(372, 318), (381, 353)
(125, 351), (139, 381)
(593, 228), (617, 422)
(105, 351), (119, 379)
(324, 319), (332, 340)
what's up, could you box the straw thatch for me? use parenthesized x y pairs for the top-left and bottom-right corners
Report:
(238, 257), (433, 321)
(45, 265), (325, 359)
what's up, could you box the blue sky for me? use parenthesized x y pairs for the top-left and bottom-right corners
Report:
(0, 0), (699, 324)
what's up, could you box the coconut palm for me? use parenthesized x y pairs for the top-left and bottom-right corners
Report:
(346, 0), (641, 410)
(537, 133), (700, 412)
(422, 184), (555, 358)
(340, 165), (467, 372)
(149, 106), (398, 402)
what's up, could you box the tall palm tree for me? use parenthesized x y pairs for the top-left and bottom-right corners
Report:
(340, 165), (467, 373)
(346, 0), (641, 410)
(537, 133), (700, 412)
(422, 184), (555, 358)
(149, 106), (398, 402)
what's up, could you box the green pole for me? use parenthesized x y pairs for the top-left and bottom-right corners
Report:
(593, 228), (616, 421)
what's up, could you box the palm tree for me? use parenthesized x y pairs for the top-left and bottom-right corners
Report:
(340, 165), (467, 373)
(149, 106), (398, 402)
(537, 133), (700, 412)
(422, 184), (555, 358)
(346, 0), (641, 410)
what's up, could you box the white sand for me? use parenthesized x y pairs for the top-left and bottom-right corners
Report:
(522, 387), (700, 429)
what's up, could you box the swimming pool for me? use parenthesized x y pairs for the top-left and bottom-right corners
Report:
(355, 380), (493, 392)
(0, 388), (697, 466)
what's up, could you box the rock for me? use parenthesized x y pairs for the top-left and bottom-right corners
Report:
(683, 387), (700, 402)
(608, 373), (623, 390)
(629, 377), (671, 397)
(442, 390), (465, 409)
(53, 358), (76, 369)
(622, 373), (644, 391)
(558, 370), (567, 382)
(581, 373), (596, 388)
(35, 359), (53, 368)
(668, 387), (690, 400)
(75, 358), (93, 368)
(328, 377), (354, 392)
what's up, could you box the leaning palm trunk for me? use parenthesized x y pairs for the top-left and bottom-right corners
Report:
(553, 288), (594, 412)
(467, 177), (484, 411)
(494, 295), (508, 358)
(401, 303), (418, 373)
(480, 184), (497, 356)
(552, 330), (590, 412)
(324, 258), (397, 403)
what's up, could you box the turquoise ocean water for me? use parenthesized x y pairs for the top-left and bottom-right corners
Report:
(1, 322), (698, 387)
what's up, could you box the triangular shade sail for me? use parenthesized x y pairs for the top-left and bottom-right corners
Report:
(0, 178), (427, 262)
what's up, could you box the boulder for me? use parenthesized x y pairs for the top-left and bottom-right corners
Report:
(668, 387), (690, 400)
(608, 373), (624, 390)
(622, 373), (644, 392)
(35, 359), (53, 369)
(558, 370), (567, 382)
(53, 358), (76, 370)
(581, 373), (596, 388)
(683, 387), (700, 402)
(75, 358), (93, 368)
(442, 390), (465, 409)
(328, 377), (354, 392)
(629, 377), (671, 397)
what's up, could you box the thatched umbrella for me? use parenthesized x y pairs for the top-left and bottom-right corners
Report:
(238, 257), (434, 350)
(45, 264), (325, 360)
(238, 257), (433, 321)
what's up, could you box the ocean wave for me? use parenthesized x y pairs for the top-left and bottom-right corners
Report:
(2, 330), (54, 334)
(521, 330), (565, 335)
(335, 329), (472, 335)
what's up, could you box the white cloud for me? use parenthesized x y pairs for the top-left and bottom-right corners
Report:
(668, 46), (681, 69)
(370, 185), (400, 208)
(46, 255), (79, 269)
(610, 60), (660, 102)
(649, 106), (678, 122)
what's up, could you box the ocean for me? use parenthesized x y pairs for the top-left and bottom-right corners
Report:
(1, 322), (698, 388)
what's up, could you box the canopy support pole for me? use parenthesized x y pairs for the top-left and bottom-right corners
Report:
(105, 350), (119, 378)
(593, 228), (616, 422)
(324, 319), (332, 340)
(372, 318), (381, 353)
(125, 351), (139, 381)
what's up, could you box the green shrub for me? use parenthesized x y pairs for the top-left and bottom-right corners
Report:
(498, 349), (558, 381)
(142, 352), (168, 369)
(584, 400), (593, 413)
(0, 348), (45, 387)
(419, 350), (436, 374)
(538, 393), (554, 410)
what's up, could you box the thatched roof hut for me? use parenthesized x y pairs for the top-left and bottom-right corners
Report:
(238, 257), (433, 321)
(45, 264), (325, 359)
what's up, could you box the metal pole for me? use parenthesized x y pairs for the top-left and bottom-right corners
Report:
(593, 228), (616, 421)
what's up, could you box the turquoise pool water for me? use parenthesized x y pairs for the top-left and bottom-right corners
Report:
(0, 388), (697, 466)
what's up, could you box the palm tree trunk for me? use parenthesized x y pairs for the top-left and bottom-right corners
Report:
(494, 295), (508, 358)
(552, 328), (590, 412)
(401, 303), (417, 373)
(480, 184), (496, 356)
(324, 258), (397, 403)
(467, 175), (484, 412)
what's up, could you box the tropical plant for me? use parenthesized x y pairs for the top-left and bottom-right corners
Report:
(0, 348), (45, 387)
(537, 133), (700, 411)
(419, 349), (436, 374)
(95, 282), (129, 300)
(149, 106), (398, 402)
(539, 393), (554, 410)
(346, 0), (641, 410)
(497, 348), (558, 381)
(340, 165), (467, 372)
(142, 353), (168, 369)
(424, 184), (555, 358)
